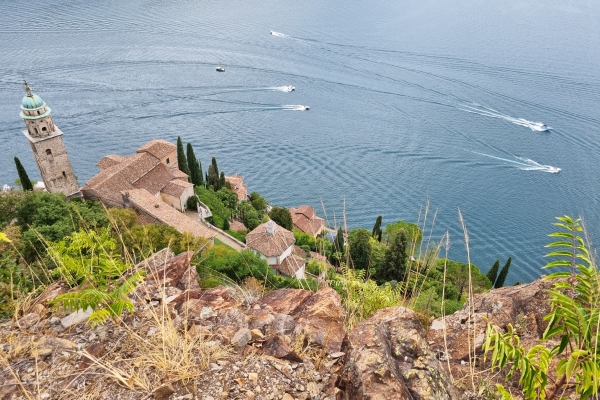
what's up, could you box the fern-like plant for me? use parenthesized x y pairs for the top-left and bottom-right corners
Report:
(483, 216), (600, 399)
(47, 228), (145, 327)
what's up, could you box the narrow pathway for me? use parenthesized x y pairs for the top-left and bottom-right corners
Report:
(184, 211), (246, 251)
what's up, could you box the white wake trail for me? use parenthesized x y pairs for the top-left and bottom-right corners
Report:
(460, 103), (550, 131)
(472, 152), (560, 173)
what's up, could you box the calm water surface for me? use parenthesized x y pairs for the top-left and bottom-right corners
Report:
(1, 0), (599, 283)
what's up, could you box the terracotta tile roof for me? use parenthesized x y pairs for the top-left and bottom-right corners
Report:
(225, 174), (248, 202)
(124, 189), (216, 239)
(132, 163), (173, 195)
(171, 169), (189, 180)
(161, 179), (194, 197)
(290, 206), (324, 237)
(293, 245), (308, 258)
(136, 139), (176, 159)
(273, 254), (306, 277)
(246, 222), (295, 257)
(97, 154), (123, 170)
(229, 220), (247, 231)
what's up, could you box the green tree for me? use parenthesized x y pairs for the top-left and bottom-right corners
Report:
(384, 220), (422, 247)
(372, 215), (383, 242)
(211, 157), (219, 178)
(331, 227), (345, 265)
(249, 192), (268, 218)
(207, 164), (219, 190)
(186, 143), (203, 187)
(269, 206), (293, 231)
(494, 257), (511, 288)
(219, 172), (226, 191)
(486, 259), (500, 286)
(348, 228), (372, 271)
(376, 229), (408, 284)
(14, 157), (33, 191)
(239, 201), (260, 231)
(176, 137), (190, 178)
(222, 218), (230, 231)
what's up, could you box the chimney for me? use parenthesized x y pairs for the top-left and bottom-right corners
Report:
(266, 220), (276, 236)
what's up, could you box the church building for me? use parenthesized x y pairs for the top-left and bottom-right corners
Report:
(19, 82), (79, 196)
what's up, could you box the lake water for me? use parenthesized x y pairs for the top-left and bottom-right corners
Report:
(1, 0), (599, 284)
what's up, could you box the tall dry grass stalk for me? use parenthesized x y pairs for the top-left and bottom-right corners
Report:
(458, 208), (476, 391)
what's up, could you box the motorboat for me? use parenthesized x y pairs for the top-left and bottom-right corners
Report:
(216, 67), (225, 72)
(304, 105), (310, 110)
(547, 166), (561, 173)
(288, 85), (295, 91)
(540, 124), (548, 131)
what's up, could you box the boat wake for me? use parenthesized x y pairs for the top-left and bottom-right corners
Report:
(270, 85), (295, 92)
(270, 31), (289, 38)
(460, 103), (550, 131)
(282, 104), (310, 111)
(472, 152), (560, 173)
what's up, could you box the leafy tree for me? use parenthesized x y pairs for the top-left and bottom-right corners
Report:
(436, 258), (491, 300)
(372, 215), (383, 242)
(249, 192), (268, 218)
(14, 157), (33, 191)
(384, 220), (422, 247)
(0, 191), (24, 227)
(176, 137), (190, 178)
(215, 188), (238, 211)
(376, 229), (408, 284)
(107, 208), (138, 232)
(238, 201), (260, 231)
(494, 257), (512, 288)
(484, 216), (600, 399)
(195, 186), (231, 229)
(348, 228), (372, 271)
(269, 206), (293, 231)
(186, 143), (203, 187)
(486, 259), (500, 286)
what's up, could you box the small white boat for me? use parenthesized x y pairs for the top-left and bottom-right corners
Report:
(216, 67), (225, 72)
(289, 86), (295, 91)
(547, 166), (561, 173)
(304, 105), (310, 110)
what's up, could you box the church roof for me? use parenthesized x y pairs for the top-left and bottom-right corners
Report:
(21, 94), (45, 110)
(136, 139), (176, 159)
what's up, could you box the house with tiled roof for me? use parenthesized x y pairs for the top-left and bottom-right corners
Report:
(122, 189), (215, 240)
(81, 139), (193, 211)
(290, 205), (325, 237)
(246, 221), (306, 279)
(225, 174), (248, 202)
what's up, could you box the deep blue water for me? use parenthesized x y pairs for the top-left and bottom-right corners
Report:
(1, 0), (599, 284)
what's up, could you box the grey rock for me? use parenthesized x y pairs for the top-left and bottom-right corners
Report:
(231, 327), (252, 349)
(61, 307), (93, 328)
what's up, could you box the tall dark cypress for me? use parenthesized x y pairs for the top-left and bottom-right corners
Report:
(486, 259), (500, 286)
(495, 257), (512, 288)
(376, 229), (408, 284)
(186, 143), (202, 187)
(14, 157), (33, 191)
(372, 215), (383, 242)
(176, 137), (190, 177)
(219, 172), (226, 191)
(211, 157), (219, 178)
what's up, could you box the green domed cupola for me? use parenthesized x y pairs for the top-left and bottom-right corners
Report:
(21, 93), (45, 110)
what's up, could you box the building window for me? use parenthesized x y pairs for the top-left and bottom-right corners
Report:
(42, 127), (47, 132)
(166, 158), (170, 165)
(46, 149), (52, 155)
(62, 171), (66, 178)
(34, 127), (38, 135)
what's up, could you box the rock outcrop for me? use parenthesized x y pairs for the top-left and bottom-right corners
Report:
(338, 306), (459, 400)
(428, 278), (555, 363)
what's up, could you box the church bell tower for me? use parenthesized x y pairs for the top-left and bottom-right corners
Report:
(20, 82), (79, 196)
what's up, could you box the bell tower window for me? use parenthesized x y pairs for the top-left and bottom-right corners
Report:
(62, 171), (66, 178)
(42, 127), (47, 132)
(46, 149), (52, 155)
(166, 158), (170, 165)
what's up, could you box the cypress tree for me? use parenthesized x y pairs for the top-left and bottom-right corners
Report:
(211, 157), (219, 178)
(486, 259), (500, 286)
(186, 143), (203, 187)
(376, 229), (408, 284)
(207, 164), (218, 190)
(372, 215), (383, 242)
(176, 137), (190, 177)
(223, 218), (230, 231)
(495, 257), (512, 288)
(219, 172), (226, 191)
(197, 159), (203, 186)
(14, 157), (33, 191)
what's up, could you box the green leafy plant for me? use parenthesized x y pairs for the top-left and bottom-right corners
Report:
(48, 228), (145, 327)
(483, 216), (600, 399)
